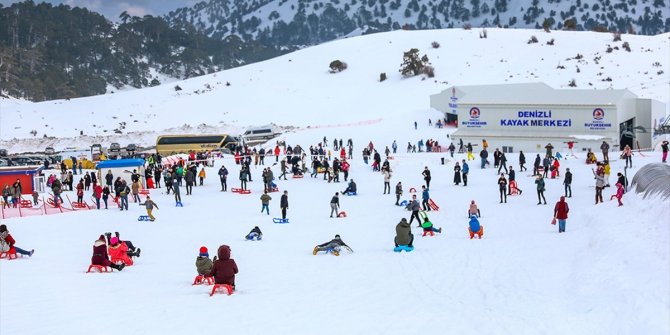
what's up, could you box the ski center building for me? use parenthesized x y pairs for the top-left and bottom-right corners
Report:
(430, 82), (667, 153)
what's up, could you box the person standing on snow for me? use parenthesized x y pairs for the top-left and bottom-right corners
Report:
(461, 160), (469, 186)
(422, 166), (431, 188)
(280, 190), (289, 220)
(395, 181), (403, 206)
(329, 192), (340, 218)
(421, 185), (431, 211)
(553, 196), (569, 233)
(218, 165), (228, 191)
(383, 170), (391, 194)
(406, 194), (421, 226)
(497, 173), (507, 203)
(535, 175), (547, 205)
(453, 162), (462, 185)
(260, 191), (272, 215)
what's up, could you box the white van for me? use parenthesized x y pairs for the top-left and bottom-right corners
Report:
(243, 125), (279, 142)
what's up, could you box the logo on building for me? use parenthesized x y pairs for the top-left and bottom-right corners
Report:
(469, 107), (481, 119)
(593, 108), (605, 120)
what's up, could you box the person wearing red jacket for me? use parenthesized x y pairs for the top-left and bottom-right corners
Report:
(207, 245), (238, 289)
(274, 145), (281, 163)
(553, 196), (570, 233)
(0, 224), (34, 257)
(93, 184), (103, 209)
(107, 236), (140, 266)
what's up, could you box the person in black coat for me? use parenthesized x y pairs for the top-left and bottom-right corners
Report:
(280, 191), (289, 219)
(519, 151), (526, 172)
(453, 162), (462, 185)
(563, 168), (573, 197)
(533, 154), (541, 176)
(422, 167), (431, 188)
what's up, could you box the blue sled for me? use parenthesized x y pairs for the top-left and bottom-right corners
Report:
(344, 191), (357, 196)
(273, 218), (289, 224)
(398, 200), (408, 207)
(393, 245), (414, 252)
(175, 201), (183, 207)
(245, 234), (262, 241)
(138, 215), (151, 221)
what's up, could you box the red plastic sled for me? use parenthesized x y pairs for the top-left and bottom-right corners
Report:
(422, 231), (435, 237)
(292, 175), (304, 179)
(0, 251), (19, 260)
(193, 275), (215, 286)
(231, 188), (251, 194)
(210, 284), (234, 296)
(86, 264), (112, 273)
(337, 211), (347, 218)
(409, 188), (417, 193)
(428, 199), (440, 211)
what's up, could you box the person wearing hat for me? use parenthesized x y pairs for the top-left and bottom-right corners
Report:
(313, 234), (353, 256)
(108, 235), (140, 266)
(195, 246), (213, 276)
(245, 226), (263, 241)
(206, 245), (238, 289)
(91, 235), (125, 271)
(468, 215), (484, 239)
(141, 195), (159, 221)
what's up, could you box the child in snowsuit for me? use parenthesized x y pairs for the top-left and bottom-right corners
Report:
(245, 226), (263, 241)
(611, 182), (624, 206)
(313, 235), (352, 256)
(195, 246), (213, 276)
(207, 245), (238, 289)
(141, 196), (159, 221)
(468, 200), (481, 218)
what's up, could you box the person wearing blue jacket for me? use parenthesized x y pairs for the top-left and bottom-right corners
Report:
(461, 160), (469, 186)
(421, 185), (431, 211)
(468, 215), (483, 239)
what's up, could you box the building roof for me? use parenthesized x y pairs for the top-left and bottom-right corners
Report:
(96, 159), (145, 169)
(0, 165), (44, 175)
(439, 82), (635, 106)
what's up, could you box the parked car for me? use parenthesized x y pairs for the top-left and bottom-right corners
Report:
(0, 149), (7, 157)
(8, 157), (41, 166)
(0, 158), (10, 167)
(242, 125), (279, 142)
(45, 147), (55, 155)
(126, 143), (137, 152)
(109, 143), (121, 152)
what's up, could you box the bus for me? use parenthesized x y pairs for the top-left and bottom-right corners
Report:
(155, 134), (239, 155)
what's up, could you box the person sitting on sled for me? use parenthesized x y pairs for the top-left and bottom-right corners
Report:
(313, 234), (353, 256)
(468, 200), (481, 218)
(206, 245), (238, 289)
(586, 149), (597, 164)
(421, 217), (442, 234)
(394, 218), (413, 248)
(106, 232), (140, 266)
(195, 246), (213, 276)
(245, 226), (263, 240)
(342, 179), (357, 195)
(468, 215), (484, 239)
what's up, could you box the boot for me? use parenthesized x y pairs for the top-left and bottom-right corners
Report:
(114, 232), (120, 239)
(135, 248), (141, 257)
(312, 247), (319, 255)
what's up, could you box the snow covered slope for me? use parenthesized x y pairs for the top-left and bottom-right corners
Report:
(0, 28), (668, 153)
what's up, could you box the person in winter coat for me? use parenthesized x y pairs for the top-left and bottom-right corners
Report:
(93, 184), (103, 209)
(535, 175), (547, 205)
(395, 181), (403, 206)
(563, 168), (573, 198)
(661, 140), (669, 163)
(545, 143), (554, 159)
(105, 170), (114, 188)
(406, 194), (421, 226)
(163, 170), (173, 194)
(421, 186), (431, 211)
(76, 180), (84, 203)
(461, 160), (469, 186)
(198, 168), (206, 186)
(622, 144), (633, 168)
(141, 196), (159, 221)
(91, 235), (125, 271)
(610, 183), (625, 206)
(468, 215), (483, 239)
(172, 179), (182, 204)
(594, 171), (605, 204)
(84, 173), (91, 191)
(553, 196), (569, 233)
(519, 151), (527, 172)
(343, 180), (357, 195)
(508, 166), (522, 195)
(131, 180), (141, 203)
(422, 167), (432, 188)
(421, 217), (442, 234)
(0, 224), (34, 257)
(383, 170), (391, 194)
(498, 152), (508, 174)
(479, 149), (489, 169)
(542, 155), (551, 178)
(497, 173), (507, 203)
(239, 167), (249, 190)
(195, 246), (213, 276)
(330, 192), (340, 218)
(102, 186), (110, 209)
(616, 172), (628, 192)
(260, 191), (272, 215)
(108, 236), (140, 266)
(2, 184), (11, 209)
(466, 143), (474, 161)
(454, 162), (462, 185)
(468, 200), (481, 218)
(280, 191), (289, 219)
(394, 218), (413, 248)
(313, 234), (352, 256)
(207, 245), (238, 288)
(185, 169), (195, 195)
(218, 165), (228, 191)
(603, 160), (611, 187)
(600, 141), (610, 161)
(245, 226), (263, 241)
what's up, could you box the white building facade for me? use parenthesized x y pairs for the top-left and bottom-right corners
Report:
(430, 83), (666, 153)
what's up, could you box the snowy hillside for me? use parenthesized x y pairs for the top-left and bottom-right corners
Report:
(1, 28), (668, 153)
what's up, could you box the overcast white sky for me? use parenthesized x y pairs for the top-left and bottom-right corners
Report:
(0, 0), (199, 20)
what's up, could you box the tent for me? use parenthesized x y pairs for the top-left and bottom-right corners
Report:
(95, 159), (145, 186)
